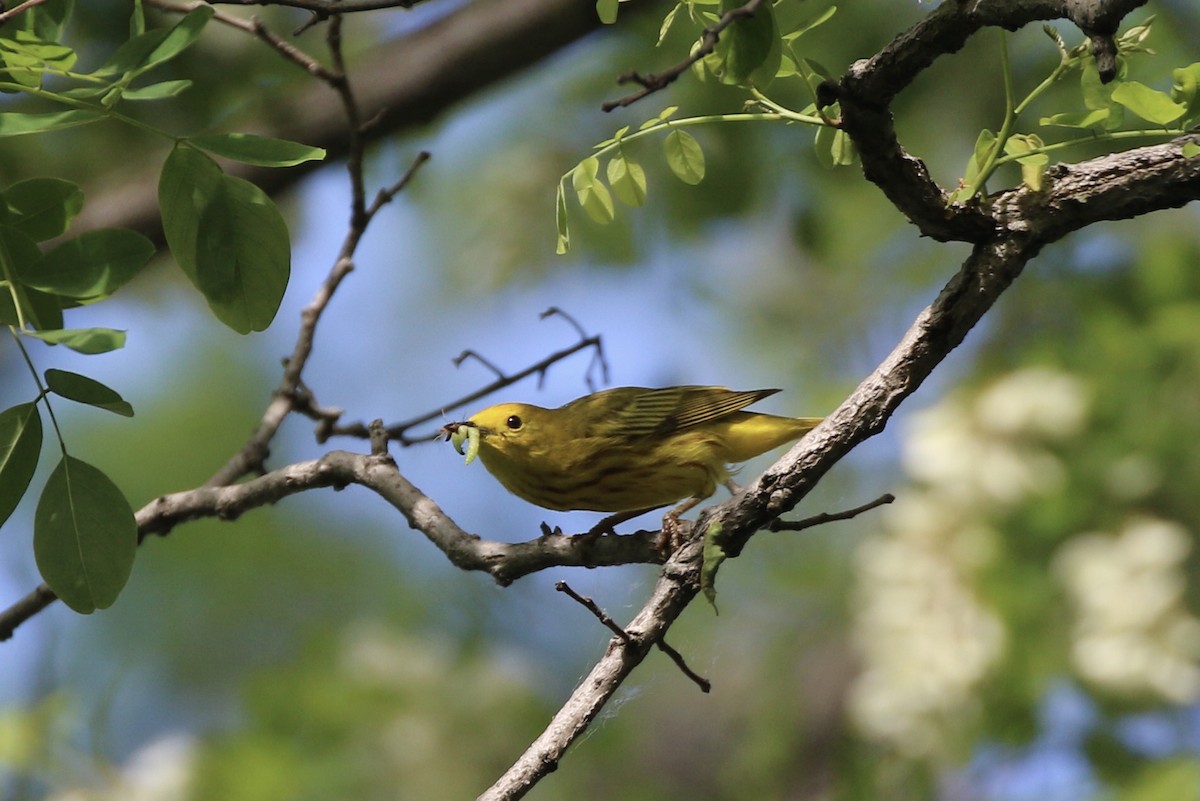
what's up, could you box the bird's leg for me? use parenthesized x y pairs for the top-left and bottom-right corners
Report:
(658, 496), (703, 554)
(583, 506), (662, 539)
(567, 506), (663, 567)
(723, 478), (743, 496)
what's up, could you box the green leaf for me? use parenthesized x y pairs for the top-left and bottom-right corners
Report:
(802, 57), (836, 83)
(663, 129), (705, 185)
(18, 0), (74, 42)
(22, 229), (153, 300)
(700, 520), (726, 611)
(1111, 81), (1186, 125)
(26, 327), (126, 354)
(0, 225), (63, 329)
(657, 4), (680, 46)
(188, 133), (326, 168)
(814, 123), (855, 169)
(555, 182), (570, 255)
(0, 403), (42, 530)
(965, 128), (997, 184)
(131, 6), (213, 76)
(782, 5), (837, 41)
(159, 144), (291, 333)
(607, 154), (647, 207)
(93, 28), (168, 77)
(34, 455), (137, 614)
(1171, 63), (1200, 123)
(0, 178), (84, 241)
(1039, 109), (1112, 129)
(1183, 142), (1200, 158)
(44, 369), (134, 417)
(159, 143), (223, 285)
(1004, 134), (1049, 191)
(1080, 60), (1125, 130)
(0, 33), (77, 71)
(0, 109), (103, 138)
(570, 157), (615, 225)
(596, 0), (619, 24)
(713, 0), (781, 87)
(121, 79), (192, 101)
(0, 32), (76, 87)
(0, 284), (64, 330)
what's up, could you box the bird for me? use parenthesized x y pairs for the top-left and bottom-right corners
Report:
(441, 385), (822, 535)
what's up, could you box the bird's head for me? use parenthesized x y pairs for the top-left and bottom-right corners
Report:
(440, 402), (547, 465)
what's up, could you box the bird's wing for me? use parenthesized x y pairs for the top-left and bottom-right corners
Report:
(605, 386), (780, 437)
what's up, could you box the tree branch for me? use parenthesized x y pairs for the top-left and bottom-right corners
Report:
(0, 449), (664, 640)
(601, 0), (767, 112)
(831, 0), (1151, 242)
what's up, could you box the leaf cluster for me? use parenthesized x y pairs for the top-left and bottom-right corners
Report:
(0, 2), (324, 613)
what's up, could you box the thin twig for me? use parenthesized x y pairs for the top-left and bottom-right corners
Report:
(0, 0), (47, 25)
(215, 0), (427, 12)
(768, 493), (895, 532)
(654, 638), (711, 693)
(144, 0), (336, 80)
(555, 581), (632, 642)
(556, 581), (711, 692)
(367, 151), (432, 215)
(601, 0), (767, 112)
(298, 308), (607, 445)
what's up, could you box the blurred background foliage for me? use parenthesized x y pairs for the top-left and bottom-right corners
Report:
(2, 1), (1200, 799)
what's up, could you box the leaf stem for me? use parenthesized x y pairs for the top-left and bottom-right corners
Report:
(9, 329), (68, 454)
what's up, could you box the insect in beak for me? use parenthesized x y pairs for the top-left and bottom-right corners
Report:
(441, 422), (481, 464)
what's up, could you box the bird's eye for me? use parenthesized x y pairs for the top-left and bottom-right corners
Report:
(506, 415), (523, 430)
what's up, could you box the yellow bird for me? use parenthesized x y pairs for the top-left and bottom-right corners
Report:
(441, 386), (822, 532)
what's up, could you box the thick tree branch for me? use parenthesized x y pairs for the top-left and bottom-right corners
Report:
(832, 0), (1151, 242)
(994, 134), (1200, 240)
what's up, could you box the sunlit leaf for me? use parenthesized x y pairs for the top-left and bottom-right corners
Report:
(1110, 81), (1186, 125)
(607, 154), (647, 207)
(1039, 109), (1111, 129)
(1005, 134), (1049, 191)
(571, 157), (615, 224)
(814, 124), (856, 169)
(663, 129), (705, 185)
(657, 4), (680, 46)
(555, 182), (570, 255)
(1171, 63), (1200, 122)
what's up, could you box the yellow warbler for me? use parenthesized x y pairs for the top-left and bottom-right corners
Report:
(441, 386), (821, 529)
